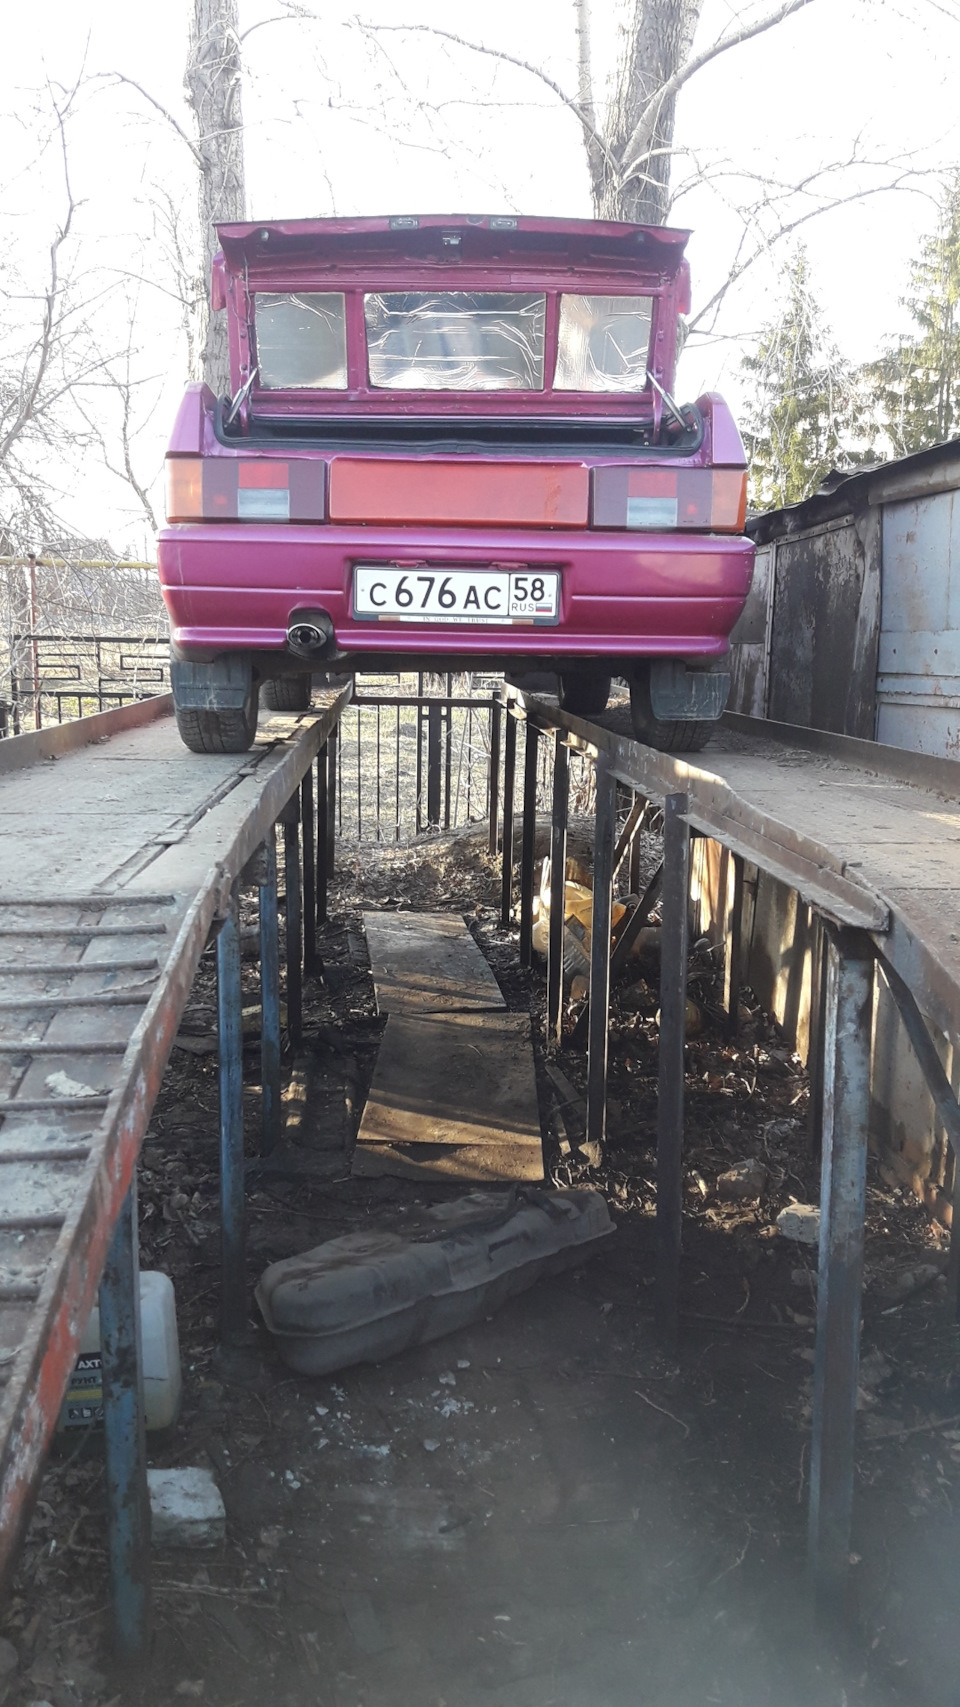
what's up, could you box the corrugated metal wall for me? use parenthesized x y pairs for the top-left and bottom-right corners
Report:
(731, 447), (960, 755)
(877, 490), (960, 756)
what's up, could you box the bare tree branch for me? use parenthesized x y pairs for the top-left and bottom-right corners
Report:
(687, 164), (938, 334)
(352, 19), (620, 184)
(618, 0), (817, 187)
(94, 72), (205, 169)
(0, 88), (78, 468)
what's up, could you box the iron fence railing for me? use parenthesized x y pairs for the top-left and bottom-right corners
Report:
(4, 633), (170, 734)
(337, 672), (596, 843)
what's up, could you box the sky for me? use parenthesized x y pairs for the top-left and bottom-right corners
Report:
(3, 0), (960, 551)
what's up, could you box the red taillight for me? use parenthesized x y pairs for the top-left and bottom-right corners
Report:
(165, 458), (204, 523)
(164, 457), (325, 523)
(710, 469), (748, 532)
(592, 466), (747, 532)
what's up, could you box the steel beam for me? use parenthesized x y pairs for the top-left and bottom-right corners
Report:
(547, 735), (569, 1046)
(500, 709), (517, 928)
(519, 724), (540, 968)
(99, 1182), (150, 1664)
(656, 792), (690, 1355)
(808, 928), (874, 1609)
(586, 758), (616, 1155)
(258, 834), (281, 1157)
(217, 892), (247, 1348)
(282, 799), (302, 1050)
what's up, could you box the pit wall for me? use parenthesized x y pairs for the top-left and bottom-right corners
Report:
(691, 838), (957, 1225)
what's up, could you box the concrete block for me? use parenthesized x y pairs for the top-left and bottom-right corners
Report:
(776, 1204), (820, 1244)
(148, 1466), (226, 1549)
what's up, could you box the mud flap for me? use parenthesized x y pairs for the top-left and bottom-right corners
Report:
(648, 660), (730, 721)
(170, 655), (253, 711)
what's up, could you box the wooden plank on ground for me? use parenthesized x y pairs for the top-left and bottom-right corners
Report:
(353, 1011), (543, 1182)
(362, 910), (505, 1016)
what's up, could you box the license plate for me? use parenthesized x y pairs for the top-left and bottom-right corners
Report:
(353, 565), (560, 626)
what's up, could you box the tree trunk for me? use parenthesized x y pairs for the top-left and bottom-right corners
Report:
(598, 0), (703, 225)
(185, 0), (245, 395)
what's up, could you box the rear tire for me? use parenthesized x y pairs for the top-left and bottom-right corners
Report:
(629, 673), (715, 753)
(558, 672), (612, 719)
(260, 675), (312, 712)
(174, 693), (259, 754)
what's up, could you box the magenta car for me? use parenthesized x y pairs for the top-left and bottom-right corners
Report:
(159, 215), (753, 753)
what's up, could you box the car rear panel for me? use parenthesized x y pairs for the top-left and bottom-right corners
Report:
(158, 520), (753, 660)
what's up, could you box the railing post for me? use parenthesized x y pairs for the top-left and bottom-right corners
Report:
(443, 685), (453, 829)
(488, 699), (502, 858)
(547, 734), (569, 1047)
(326, 726), (338, 876)
(656, 791), (690, 1355)
(808, 928), (874, 1611)
(500, 708), (517, 928)
(808, 919), (828, 1158)
(282, 797), (302, 1050)
(259, 833), (281, 1157)
(316, 744), (328, 924)
(519, 723), (540, 968)
(416, 701), (424, 835)
(629, 790), (644, 894)
(100, 1182), (150, 1665)
(427, 701), (442, 829)
(586, 757), (616, 1155)
(301, 766), (317, 977)
(217, 889), (247, 1347)
(724, 852), (745, 1037)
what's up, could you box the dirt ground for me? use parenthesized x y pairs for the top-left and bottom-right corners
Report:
(3, 818), (960, 1707)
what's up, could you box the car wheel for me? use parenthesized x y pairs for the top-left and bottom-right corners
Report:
(557, 672), (612, 719)
(629, 672), (715, 753)
(260, 675), (312, 711)
(174, 690), (259, 754)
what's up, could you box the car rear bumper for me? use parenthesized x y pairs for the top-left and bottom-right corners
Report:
(158, 522), (754, 662)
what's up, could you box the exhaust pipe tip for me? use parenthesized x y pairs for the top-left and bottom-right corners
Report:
(287, 609), (334, 660)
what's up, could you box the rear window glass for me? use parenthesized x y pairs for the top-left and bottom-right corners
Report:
(554, 294), (654, 392)
(254, 292), (348, 389)
(364, 291), (546, 391)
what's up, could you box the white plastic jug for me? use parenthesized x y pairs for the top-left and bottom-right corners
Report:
(56, 1270), (182, 1433)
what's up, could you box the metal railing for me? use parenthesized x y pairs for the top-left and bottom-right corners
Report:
(337, 671), (596, 843)
(5, 633), (169, 734)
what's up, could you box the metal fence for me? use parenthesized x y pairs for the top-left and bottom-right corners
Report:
(4, 633), (170, 734)
(336, 672), (597, 842)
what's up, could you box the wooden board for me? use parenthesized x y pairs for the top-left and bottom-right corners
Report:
(362, 910), (505, 1016)
(353, 1011), (543, 1182)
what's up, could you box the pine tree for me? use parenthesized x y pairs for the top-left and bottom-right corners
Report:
(740, 246), (851, 511)
(859, 175), (960, 458)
